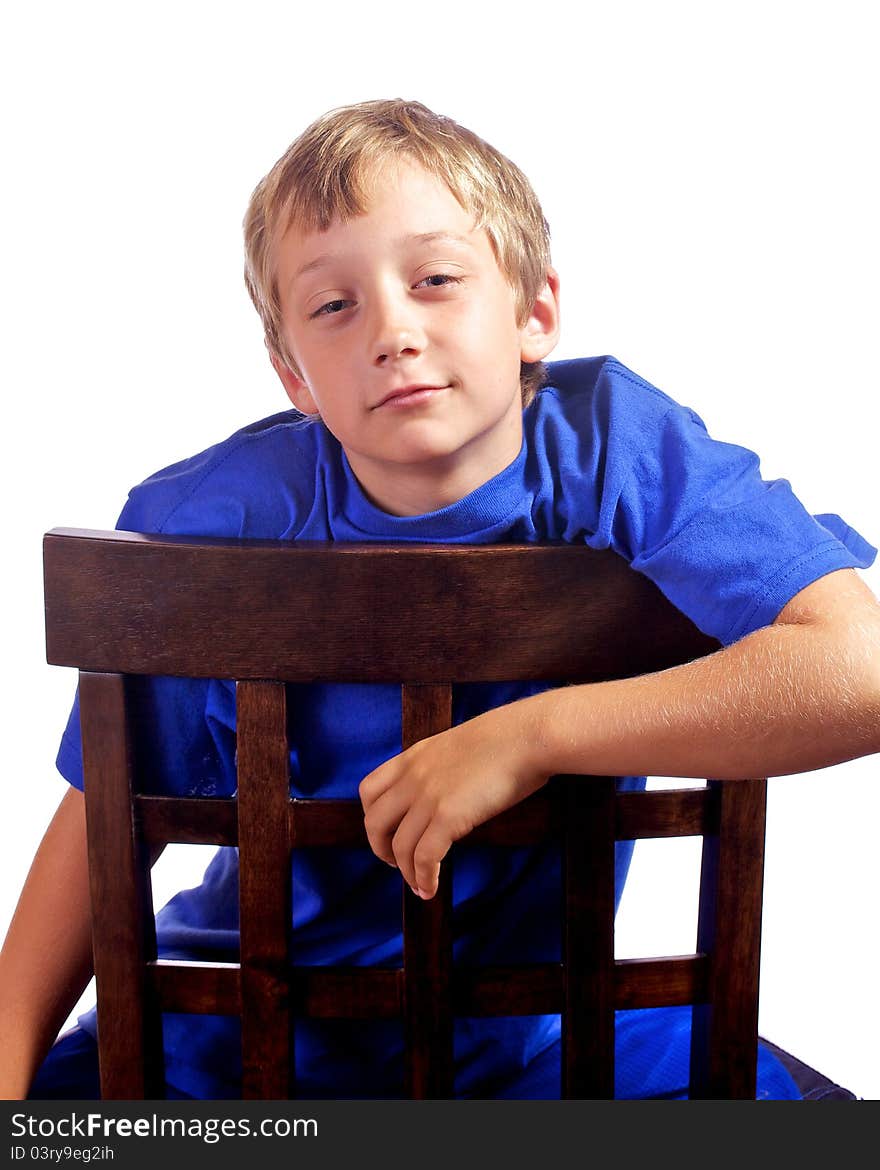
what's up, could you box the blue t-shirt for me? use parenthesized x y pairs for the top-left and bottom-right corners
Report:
(56, 356), (876, 1099)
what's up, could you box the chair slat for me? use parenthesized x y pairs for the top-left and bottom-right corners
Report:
(289, 798), (363, 847)
(137, 786), (715, 852)
(149, 954), (714, 1019)
(79, 671), (164, 1099)
(150, 962), (404, 1020)
(137, 795), (238, 847)
(615, 955), (709, 1009)
(401, 683), (455, 1099)
(236, 680), (293, 1099)
(616, 787), (715, 839)
(562, 776), (617, 1098)
(294, 965), (716, 1023)
(690, 778), (767, 1099)
(150, 960), (241, 1014)
(294, 969), (403, 1019)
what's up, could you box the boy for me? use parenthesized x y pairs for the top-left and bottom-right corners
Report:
(4, 98), (879, 1100)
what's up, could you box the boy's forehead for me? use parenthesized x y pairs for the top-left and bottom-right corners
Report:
(284, 227), (481, 276)
(276, 163), (492, 286)
(360, 153), (469, 214)
(292, 160), (474, 236)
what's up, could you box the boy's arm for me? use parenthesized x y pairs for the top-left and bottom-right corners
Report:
(0, 786), (166, 1099)
(0, 787), (93, 1098)
(360, 567), (880, 899)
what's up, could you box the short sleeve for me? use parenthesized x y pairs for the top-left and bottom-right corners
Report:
(55, 675), (237, 796)
(54, 484), (239, 796)
(605, 388), (877, 646)
(52, 411), (313, 796)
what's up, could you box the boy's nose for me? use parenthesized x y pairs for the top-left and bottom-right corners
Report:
(369, 296), (426, 365)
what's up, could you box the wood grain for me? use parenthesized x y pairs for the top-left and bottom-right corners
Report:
(44, 531), (767, 1100)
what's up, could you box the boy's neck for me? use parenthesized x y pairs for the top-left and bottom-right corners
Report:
(345, 440), (522, 518)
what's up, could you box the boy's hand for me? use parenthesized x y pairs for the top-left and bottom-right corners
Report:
(359, 705), (550, 899)
(360, 569), (880, 901)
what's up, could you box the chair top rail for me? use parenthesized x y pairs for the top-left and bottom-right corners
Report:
(44, 527), (720, 682)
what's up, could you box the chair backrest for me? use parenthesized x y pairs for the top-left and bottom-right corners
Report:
(43, 527), (767, 1100)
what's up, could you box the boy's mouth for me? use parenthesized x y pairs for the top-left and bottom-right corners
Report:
(372, 384), (450, 410)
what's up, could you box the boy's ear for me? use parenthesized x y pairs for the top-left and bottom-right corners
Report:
(269, 347), (319, 415)
(519, 267), (562, 364)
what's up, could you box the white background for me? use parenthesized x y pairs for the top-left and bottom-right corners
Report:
(2, 1), (877, 1099)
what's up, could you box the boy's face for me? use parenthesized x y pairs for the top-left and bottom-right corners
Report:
(271, 158), (560, 516)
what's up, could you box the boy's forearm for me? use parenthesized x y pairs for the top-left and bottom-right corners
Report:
(522, 616), (880, 783)
(361, 571), (880, 898)
(0, 787), (94, 1099)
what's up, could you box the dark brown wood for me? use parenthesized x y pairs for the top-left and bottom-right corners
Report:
(148, 955), (712, 1020)
(136, 786), (716, 852)
(236, 681), (293, 1099)
(291, 790), (558, 848)
(467, 789), (559, 844)
(454, 956), (711, 1015)
(44, 530), (720, 681)
(44, 532), (768, 1101)
(616, 787), (715, 840)
(690, 779), (767, 1099)
(287, 787), (716, 848)
(150, 959), (241, 1015)
(150, 961), (405, 1020)
(454, 965), (563, 1016)
(79, 672), (165, 1099)
(615, 956), (709, 1010)
(401, 683), (455, 1099)
(401, 683), (453, 746)
(562, 776), (617, 1098)
(289, 798), (363, 847)
(294, 969), (403, 1019)
(137, 795), (238, 847)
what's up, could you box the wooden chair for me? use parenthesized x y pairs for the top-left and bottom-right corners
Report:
(43, 527), (769, 1100)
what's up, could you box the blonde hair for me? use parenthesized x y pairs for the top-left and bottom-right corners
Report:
(243, 98), (552, 406)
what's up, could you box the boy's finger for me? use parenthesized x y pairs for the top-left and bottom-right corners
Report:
(358, 755), (401, 810)
(362, 782), (413, 866)
(391, 805), (434, 892)
(412, 824), (451, 900)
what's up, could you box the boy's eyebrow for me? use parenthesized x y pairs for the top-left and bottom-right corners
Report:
(291, 231), (475, 285)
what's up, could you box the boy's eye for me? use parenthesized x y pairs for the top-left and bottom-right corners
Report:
(416, 273), (462, 288)
(311, 298), (351, 319)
